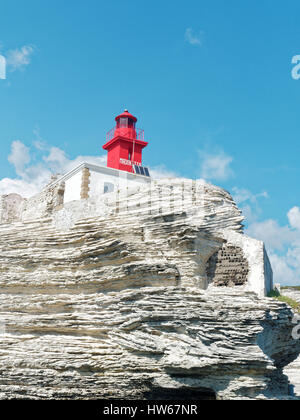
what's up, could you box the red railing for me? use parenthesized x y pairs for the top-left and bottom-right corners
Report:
(106, 127), (145, 143)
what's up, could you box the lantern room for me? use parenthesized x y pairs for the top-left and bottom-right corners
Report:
(114, 110), (137, 140)
(103, 110), (148, 174)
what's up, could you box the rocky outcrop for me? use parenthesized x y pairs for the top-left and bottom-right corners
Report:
(0, 194), (24, 224)
(0, 284), (298, 400)
(0, 178), (290, 399)
(281, 288), (300, 397)
(0, 179), (272, 296)
(281, 288), (300, 302)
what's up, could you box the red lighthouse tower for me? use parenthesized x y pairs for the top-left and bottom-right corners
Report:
(103, 110), (148, 174)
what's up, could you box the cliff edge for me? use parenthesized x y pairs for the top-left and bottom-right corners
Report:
(0, 178), (297, 399)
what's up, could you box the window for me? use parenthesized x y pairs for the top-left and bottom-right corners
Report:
(127, 119), (135, 128)
(117, 118), (136, 128)
(104, 182), (114, 194)
(119, 118), (128, 128)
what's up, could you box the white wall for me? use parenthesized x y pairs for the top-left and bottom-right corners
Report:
(63, 164), (151, 205)
(89, 168), (150, 197)
(222, 230), (273, 297)
(263, 247), (273, 295)
(64, 170), (82, 204)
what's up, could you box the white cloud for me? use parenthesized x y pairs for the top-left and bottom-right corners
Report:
(232, 187), (268, 205)
(232, 187), (268, 223)
(0, 140), (107, 198)
(8, 140), (31, 176)
(33, 126), (47, 151)
(6, 45), (35, 72)
(0, 54), (6, 80)
(247, 219), (297, 252)
(43, 147), (69, 169)
(268, 252), (299, 286)
(150, 165), (179, 179)
(288, 206), (300, 231)
(198, 148), (234, 181)
(0, 177), (41, 198)
(185, 28), (203, 46)
(247, 207), (300, 286)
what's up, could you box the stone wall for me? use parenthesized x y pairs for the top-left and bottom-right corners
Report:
(0, 194), (24, 224)
(21, 181), (65, 221)
(206, 243), (249, 287)
(80, 167), (90, 199)
(221, 230), (273, 297)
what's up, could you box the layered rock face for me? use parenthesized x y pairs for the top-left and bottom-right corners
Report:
(3, 178), (272, 296)
(281, 288), (300, 397)
(0, 178), (296, 399)
(0, 286), (298, 400)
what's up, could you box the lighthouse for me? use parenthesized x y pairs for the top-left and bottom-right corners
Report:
(44, 109), (152, 205)
(103, 110), (150, 176)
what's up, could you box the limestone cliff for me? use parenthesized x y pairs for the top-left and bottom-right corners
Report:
(281, 288), (300, 397)
(0, 178), (297, 399)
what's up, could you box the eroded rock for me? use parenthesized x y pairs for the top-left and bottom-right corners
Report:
(0, 178), (295, 399)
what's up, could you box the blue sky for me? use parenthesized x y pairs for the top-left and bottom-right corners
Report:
(0, 0), (300, 285)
